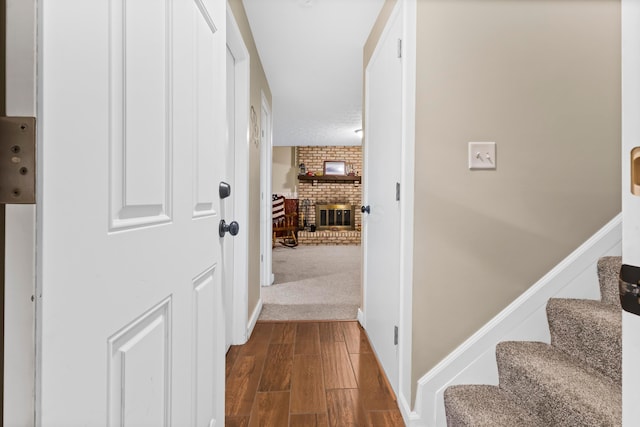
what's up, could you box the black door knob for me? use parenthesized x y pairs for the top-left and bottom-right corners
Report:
(361, 205), (370, 214)
(219, 219), (240, 237)
(219, 182), (231, 199)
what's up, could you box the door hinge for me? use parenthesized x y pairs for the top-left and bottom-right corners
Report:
(261, 254), (264, 262)
(396, 182), (400, 201)
(397, 39), (403, 58)
(394, 325), (399, 345)
(0, 117), (36, 204)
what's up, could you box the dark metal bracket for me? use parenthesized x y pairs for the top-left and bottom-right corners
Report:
(0, 117), (36, 204)
(620, 264), (640, 316)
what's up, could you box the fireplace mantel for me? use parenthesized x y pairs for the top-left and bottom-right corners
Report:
(297, 174), (361, 184)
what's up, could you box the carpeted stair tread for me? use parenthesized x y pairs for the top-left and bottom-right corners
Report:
(597, 256), (622, 306)
(444, 385), (545, 427)
(547, 298), (621, 384)
(496, 341), (621, 426)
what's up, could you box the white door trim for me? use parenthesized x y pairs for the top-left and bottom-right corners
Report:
(362, 0), (416, 420)
(5, 0), (37, 425)
(621, 1), (640, 424)
(398, 0), (417, 418)
(260, 92), (273, 287)
(226, 5), (250, 345)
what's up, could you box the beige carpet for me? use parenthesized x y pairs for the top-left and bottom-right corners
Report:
(259, 245), (361, 321)
(444, 256), (622, 426)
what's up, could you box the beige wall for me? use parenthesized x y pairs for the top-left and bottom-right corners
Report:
(272, 146), (297, 196)
(228, 0), (272, 322)
(410, 0), (621, 403)
(364, 0), (397, 69)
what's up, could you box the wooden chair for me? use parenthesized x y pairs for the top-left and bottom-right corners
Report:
(272, 195), (298, 247)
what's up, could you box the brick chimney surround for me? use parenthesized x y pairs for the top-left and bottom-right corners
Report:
(296, 146), (362, 245)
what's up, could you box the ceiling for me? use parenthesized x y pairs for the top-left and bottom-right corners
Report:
(242, 0), (385, 147)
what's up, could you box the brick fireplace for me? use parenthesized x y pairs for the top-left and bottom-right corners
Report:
(296, 146), (362, 245)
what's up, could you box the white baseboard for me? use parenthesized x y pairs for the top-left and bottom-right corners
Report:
(399, 392), (420, 425)
(247, 298), (263, 339)
(357, 308), (364, 327)
(410, 214), (622, 426)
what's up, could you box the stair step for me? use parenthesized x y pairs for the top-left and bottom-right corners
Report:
(597, 256), (622, 306)
(444, 384), (545, 427)
(496, 341), (621, 427)
(547, 298), (621, 384)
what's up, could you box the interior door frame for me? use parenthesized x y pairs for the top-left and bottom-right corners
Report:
(0, 1), (5, 422)
(621, 0), (640, 423)
(260, 91), (273, 287)
(362, 0), (416, 418)
(5, 0), (37, 424)
(226, 5), (251, 345)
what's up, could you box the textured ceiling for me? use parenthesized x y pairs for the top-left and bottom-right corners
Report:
(242, 0), (385, 146)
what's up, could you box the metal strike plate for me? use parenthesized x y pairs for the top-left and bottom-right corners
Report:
(0, 117), (36, 204)
(620, 264), (640, 316)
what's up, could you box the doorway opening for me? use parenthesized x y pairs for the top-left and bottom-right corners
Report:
(261, 145), (363, 322)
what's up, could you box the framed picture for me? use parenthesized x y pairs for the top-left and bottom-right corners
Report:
(323, 160), (346, 176)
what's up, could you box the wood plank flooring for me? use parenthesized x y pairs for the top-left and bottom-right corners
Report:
(225, 321), (405, 426)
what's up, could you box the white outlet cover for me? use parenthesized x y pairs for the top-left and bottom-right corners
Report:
(468, 142), (496, 170)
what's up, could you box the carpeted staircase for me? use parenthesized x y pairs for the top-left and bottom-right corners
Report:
(444, 256), (622, 426)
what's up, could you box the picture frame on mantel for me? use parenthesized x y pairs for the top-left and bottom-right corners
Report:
(323, 160), (346, 176)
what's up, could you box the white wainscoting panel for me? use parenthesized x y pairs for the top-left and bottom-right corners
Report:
(410, 214), (622, 426)
(110, 0), (172, 230)
(108, 297), (172, 427)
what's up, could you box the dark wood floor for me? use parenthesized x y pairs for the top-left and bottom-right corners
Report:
(225, 321), (405, 426)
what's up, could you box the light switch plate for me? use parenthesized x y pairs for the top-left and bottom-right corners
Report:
(469, 142), (496, 170)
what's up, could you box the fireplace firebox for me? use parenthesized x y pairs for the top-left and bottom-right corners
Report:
(315, 204), (356, 230)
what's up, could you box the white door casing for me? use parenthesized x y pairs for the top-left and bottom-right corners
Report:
(4, 0), (37, 425)
(260, 92), (273, 287)
(397, 0), (417, 414)
(621, 1), (640, 424)
(363, 3), (404, 394)
(224, 46), (236, 351)
(226, 4), (251, 345)
(36, 0), (227, 425)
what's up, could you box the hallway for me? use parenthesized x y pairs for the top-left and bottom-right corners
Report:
(225, 321), (404, 426)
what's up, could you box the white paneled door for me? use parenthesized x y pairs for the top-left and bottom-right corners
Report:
(363, 6), (403, 393)
(37, 0), (227, 425)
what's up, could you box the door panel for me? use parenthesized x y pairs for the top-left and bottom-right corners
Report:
(108, 298), (171, 427)
(109, 0), (171, 230)
(37, 0), (226, 425)
(194, 3), (219, 217)
(192, 266), (224, 427)
(363, 7), (403, 392)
